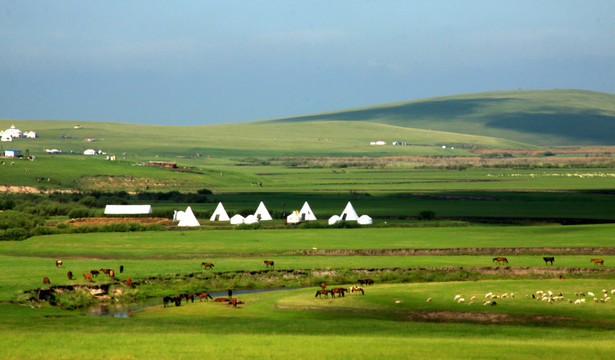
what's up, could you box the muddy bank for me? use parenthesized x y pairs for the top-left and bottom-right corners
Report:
(289, 247), (615, 256)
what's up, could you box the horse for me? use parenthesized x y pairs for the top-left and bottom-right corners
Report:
(182, 293), (194, 303)
(126, 277), (132, 288)
(493, 257), (509, 265)
(109, 269), (115, 279)
(331, 288), (347, 298)
(358, 279), (374, 286)
(315, 289), (331, 298)
(55, 260), (63, 267)
(100, 268), (111, 275)
(591, 258), (605, 266)
(67, 271), (74, 280)
(543, 257), (555, 265)
(214, 297), (230, 302)
(119, 265), (124, 273)
(264, 260), (274, 269)
(198, 292), (213, 302)
(201, 262), (214, 269)
(83, 273), (93, 282)
(320, 282), (327, 290)
(43, 277), (50, 285)
(90, 270), (100, 277)
(174, 296), (182, 307)
(163, 296), (174, 307)
(229, 298), (239, 308)
(348, 286), (364, 295)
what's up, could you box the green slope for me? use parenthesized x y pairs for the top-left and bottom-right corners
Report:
(266, 89), (615, 146)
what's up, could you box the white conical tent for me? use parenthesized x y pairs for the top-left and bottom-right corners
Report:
(254, 201), (273, 221)
(178, 206), (200, 227)
(328, 215), (341, 225)
(340, 202), (359, 221)
(299, 202), (317, 221)
(210, 202), (230, 221)
(230, 214), (245, 225)
(358, 215), (373, 225)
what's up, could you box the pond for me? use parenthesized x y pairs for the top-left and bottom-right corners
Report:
(87, 287), (302, 318)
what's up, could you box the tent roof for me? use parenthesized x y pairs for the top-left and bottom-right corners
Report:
(178, 206), (200, 227)
(299, 202), (317, 221)
(104, 205), (152, 215)
(340, 202), (359, 221)
(210, 202), (230, 221)
(254, 201), (273, 221)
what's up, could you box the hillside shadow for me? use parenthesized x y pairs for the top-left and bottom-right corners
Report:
(272, 98), (513, 123)
(487, 108), (615, 143)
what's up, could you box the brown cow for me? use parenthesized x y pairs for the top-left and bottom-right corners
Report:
(83, 273), (93, 282)
(126, 277), (132, 288)
(55, 260), (62, 267)
(264, 260), (274, 268)
(201, 262), (214, 269)
(67, 271), (74, 280)
(43, 277), (50, 285)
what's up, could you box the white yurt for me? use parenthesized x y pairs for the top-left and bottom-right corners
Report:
(244, 214), (259, 224)
(230, 214), (245, 225)
(358, 215), (373, 225)
(173, 210), (185, 222)
(328, 215), (341, 225)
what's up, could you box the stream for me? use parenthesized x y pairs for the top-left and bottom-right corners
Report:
(87, 287), (302, 318)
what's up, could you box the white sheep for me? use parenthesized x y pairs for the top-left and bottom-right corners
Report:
(454, 294), (462, 301)
(611, 289), (615, 294)
(470, 296), (476, 301)
(458, 298), (465, 303)
(605, 297), (611, 302)
(426, 297), (432, 302)
(485, 292), (493, 298)
(593, 298), (599, 303)
(588, 291), (595, 297)
(511, 293), (514, 298)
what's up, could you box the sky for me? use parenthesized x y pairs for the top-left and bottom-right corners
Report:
(1, 1), (614, 125)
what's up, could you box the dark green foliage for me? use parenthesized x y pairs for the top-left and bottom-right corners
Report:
(236, 222), (262, 230)
(328, 221), (361, 229)
(67, 208), (96, 219)
(0, 227), (30, 241)
(418, 210), (437, 220)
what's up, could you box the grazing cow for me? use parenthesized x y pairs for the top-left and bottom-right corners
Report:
(559, 275), (566, 280)
(43, 277), (50, 285)
(55, 260), (63, 267)
(331, 287), (347, 298)
(201, 262), (214, 269)
(590, 258), (605, 266)
(90, 270), (100, 277)
(493, 257), (509, 265)
(67, 271), (74, 280)
(264, 260), (274, 269)
(543, 257), (555, 265)
(119, 265), (124, 273)
(83, 273), (93, 282)
(315, 289), (331, 298)
(198, 292), (213, 302)
(126, 277), (132, 288)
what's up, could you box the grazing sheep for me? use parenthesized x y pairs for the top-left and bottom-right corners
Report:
(594, 298), (599, 303)
(485, 292), (493, 298)
(468, 300), (475, 305)
(605, 297), (612, 302)
(501, 293), (508, 299)
(574, 299), (582, 304)
(457, 298), (465, 303)
(611, 289), (615, 294)
(426, 297), (432, 302)
(547, 290), (553, 296)
(602, 289), (608, 294)
(511, 293), (515, 298)
(470, 296), (476, 301)
(454, 294), (462, 301)
(588, 291), (595, 297)
(395, 300), (403, 304)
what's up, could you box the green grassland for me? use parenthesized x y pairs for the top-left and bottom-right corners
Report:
(268, 89), (615, 146)
(3, 227), (615, 359)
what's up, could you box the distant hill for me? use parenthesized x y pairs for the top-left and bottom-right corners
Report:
(265, 89), (615, 146)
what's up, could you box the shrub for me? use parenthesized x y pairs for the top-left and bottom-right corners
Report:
(418, 210), (437, 220)
(1, 227), (30, 241)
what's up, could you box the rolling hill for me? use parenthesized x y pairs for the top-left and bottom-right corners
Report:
(266, 89), (615, 146)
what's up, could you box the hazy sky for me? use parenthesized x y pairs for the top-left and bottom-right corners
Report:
(1, 1), (614, 125)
